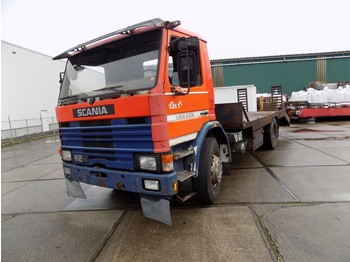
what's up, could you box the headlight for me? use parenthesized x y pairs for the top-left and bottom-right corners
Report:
(139, 156), (158, 171)
(136, 153), (174, 172)
(61, 150), (72, 162)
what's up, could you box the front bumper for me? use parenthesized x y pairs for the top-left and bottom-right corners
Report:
(62, 162), (178, 197)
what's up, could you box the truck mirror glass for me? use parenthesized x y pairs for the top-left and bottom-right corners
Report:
(59, 72), (64, 84)
(177, 51), (198, 87)
(184, 37), (199, 51)
(170, 36), (199, 53)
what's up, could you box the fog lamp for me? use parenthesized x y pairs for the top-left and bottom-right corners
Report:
(143, 179), (160, 191)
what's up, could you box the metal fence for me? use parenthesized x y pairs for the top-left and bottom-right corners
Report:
(1, 116), (58, 142)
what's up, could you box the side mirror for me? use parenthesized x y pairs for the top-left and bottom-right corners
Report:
(176, 37), (199, 88)
(171, 36), (199, 52)
(177, 51), (198, 87)
(178, 37), (199, 51)
(59, 72), (64, 84)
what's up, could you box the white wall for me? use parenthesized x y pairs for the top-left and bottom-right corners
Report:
(1, 41), (66, 121)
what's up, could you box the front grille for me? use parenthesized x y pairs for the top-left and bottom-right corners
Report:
(80, 119), (112, 127)
(83, 140), (114, 148)
(80, 121), (114, 148)
(59, 117), (153, 170)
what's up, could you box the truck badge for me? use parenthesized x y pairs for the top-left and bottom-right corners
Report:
(73, 105), (115, 118)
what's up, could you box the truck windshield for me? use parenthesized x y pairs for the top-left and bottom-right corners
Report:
(59, 29), (162, 102)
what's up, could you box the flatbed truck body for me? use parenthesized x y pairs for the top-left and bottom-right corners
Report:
(54, 18), (289, 225)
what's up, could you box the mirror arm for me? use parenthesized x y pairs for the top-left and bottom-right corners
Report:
(171, 86), (190, 96)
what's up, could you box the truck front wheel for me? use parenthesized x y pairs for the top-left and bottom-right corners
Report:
(196, 137), (222, 204)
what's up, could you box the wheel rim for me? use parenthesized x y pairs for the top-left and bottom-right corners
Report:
(211, 154), (222, 187)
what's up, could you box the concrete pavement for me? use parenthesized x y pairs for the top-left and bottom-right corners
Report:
(2, 121), (350, 261)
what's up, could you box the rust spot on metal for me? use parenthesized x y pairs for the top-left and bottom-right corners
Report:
(95, 173), (107, 187)
(98, 177), (107, 187)
(115, 182), (124, 190)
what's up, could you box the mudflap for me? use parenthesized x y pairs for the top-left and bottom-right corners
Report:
(140, 195), (172, 226)
(65, 178), (87, 199)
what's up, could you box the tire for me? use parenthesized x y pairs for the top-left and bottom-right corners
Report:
(264, 118), (279, 150)
(195, 137), (222, 204)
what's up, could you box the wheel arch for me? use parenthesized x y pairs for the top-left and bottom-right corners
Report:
(192, 121), (231, 177)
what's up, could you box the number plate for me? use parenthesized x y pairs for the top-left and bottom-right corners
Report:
(73, 154), (88, 163)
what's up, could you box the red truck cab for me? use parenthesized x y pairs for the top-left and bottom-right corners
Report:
(54, 19), (230, 224)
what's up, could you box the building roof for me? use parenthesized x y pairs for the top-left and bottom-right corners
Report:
(211, 51), (350, 65)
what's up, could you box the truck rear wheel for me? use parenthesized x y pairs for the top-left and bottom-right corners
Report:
(264, 118), (279, 150)
(196, 137), (222, 204)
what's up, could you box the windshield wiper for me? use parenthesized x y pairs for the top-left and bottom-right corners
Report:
(93, 84), (123, 92)
(59, 94), (80, 101)
(59, 94), (82, 105)
(59, 87), (127, 106)
(87, 89), (128, 104)
(59, 95), (80, 102)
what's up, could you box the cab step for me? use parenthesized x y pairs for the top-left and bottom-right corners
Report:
(176, 192), (197, 203)
(177, 170), (196, 182)
(173, 148), (194, 160)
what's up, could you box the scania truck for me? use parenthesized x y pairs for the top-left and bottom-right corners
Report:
(54, 18), (289, 225)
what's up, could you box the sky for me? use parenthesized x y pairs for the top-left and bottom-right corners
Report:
(1, 0), (350, 60)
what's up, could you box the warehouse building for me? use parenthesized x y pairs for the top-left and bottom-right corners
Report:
(211, 51), (350, 95)
(1, 41), (65, 119)
(1, 41), (66, 140)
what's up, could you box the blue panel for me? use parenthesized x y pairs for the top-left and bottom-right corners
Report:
(59, 118), (153, 170)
